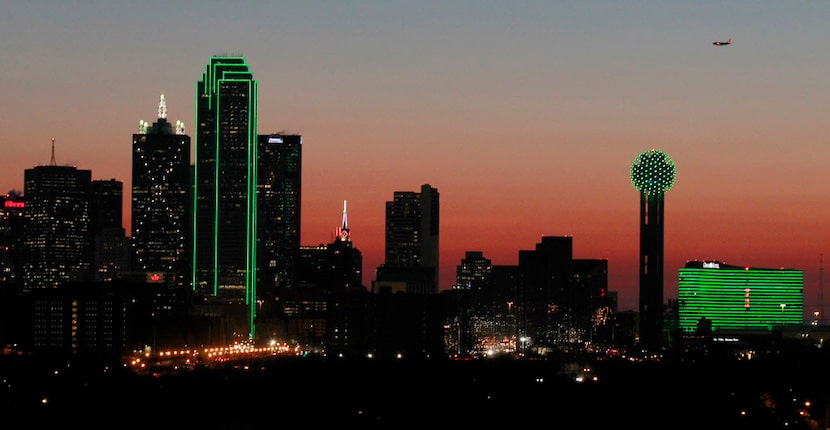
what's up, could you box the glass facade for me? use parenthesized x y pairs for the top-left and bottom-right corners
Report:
(193, 56), (258, 339)
(257, 133), (302, 297)
(131, 95), (191, 285)
(23, 164), (92, 292)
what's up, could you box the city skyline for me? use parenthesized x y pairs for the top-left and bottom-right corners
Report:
(2, 2), (830, 312)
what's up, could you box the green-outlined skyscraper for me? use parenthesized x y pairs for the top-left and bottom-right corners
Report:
(193, 56), (258, 341)
(630, 149), (676, 352)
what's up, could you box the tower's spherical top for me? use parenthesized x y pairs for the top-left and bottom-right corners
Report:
(630, 149), (676, 194)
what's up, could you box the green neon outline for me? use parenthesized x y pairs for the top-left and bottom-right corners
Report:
(193, 56), (260, 341)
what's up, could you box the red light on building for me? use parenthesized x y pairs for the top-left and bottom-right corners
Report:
(147, 273), (164, 283)
(4, 201), (24, 208)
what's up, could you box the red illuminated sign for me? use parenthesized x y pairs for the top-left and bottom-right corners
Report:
(146, 273), (164, 283)
(4, 201), (24, 208)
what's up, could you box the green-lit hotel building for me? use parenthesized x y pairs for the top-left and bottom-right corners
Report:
(677, 260), (803, 334)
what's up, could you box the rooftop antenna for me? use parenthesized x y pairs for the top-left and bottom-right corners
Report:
(336, 200), (350, 241)
(342, 200), (349, 231)
(49, 137), (56, 166)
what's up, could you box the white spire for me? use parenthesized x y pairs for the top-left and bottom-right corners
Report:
(158, 93), (167, 119)
(342, 200), (349, 230)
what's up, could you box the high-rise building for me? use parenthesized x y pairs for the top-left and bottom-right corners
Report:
(677, 260), (803, 334)
(192, 56), (258, 341)
(376, 184), (439, 294)
(517, 235), (573, 349)
(629, 149), (676, 351)
(90, 178), (128, 281)
(22, 138), (92, 293)
(572, 258), (613, 344)
(0, 190), (26, 291)
(257, 133), (302, 298)
(328, 200), (363, 290)
(132, 94), (191, 286)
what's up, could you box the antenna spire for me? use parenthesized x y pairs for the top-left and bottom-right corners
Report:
(335, 200), (351, 242)
(49, 137), (56, 166)
(158, 93), (167, 119)
(342, 200), (349, 231)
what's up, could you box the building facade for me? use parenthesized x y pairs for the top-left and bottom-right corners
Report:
(0, 191), (26, 291)
(257, 133), (302, 299)
(677, 260), (804, 334)
(22, 140), (92, 293)
(192, 56), (258, 341)
(131, 94), (191, 287)
(90, 179), (128, 282)
(376, 184), (439, 294)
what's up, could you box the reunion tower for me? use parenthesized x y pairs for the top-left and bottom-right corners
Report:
(630, 149), (676, 352)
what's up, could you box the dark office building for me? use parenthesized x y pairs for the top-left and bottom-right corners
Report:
(629, 149), (676, 351)
(0, 190), (26, 291)
(90, 179), (128, 281)
(257, 133), (302, 298)
(0, 191), (26, 346)
(572, 258), (614, 344)
(376, 184), (439, 294)
(22, 139), (92, 293)
(192, 56), (258, 342)
(29, 280), (160, 362)
(517, 236), (573, 352)
(131, 94), (191, 287)
(292, 227), (363, 296)
(327, 200), (363, 291)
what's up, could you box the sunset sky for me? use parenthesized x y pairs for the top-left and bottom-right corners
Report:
(2, 2), (829, 313)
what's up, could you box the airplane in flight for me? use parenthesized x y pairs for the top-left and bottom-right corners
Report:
(713, 38), (731, 46)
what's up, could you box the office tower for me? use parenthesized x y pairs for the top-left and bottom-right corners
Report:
(572, 258), (613, 344)
(517, 235), (573, 349)
(291, 202), (362, 292)
(678, 260), (803, 334)
(0, 190), (25, 291)
(132, 94), (191, 286)
(193, 56), (258, 341)
(456, 251), (493, 293)
(454, 251), (493, 357)
(90, 179), (128, 281)
(630, 149), (676, 351)
(283, 205), (364, 351)
(328, 200), (362, 290)
(22, 138), (92, 293)
(257, 133), (302, 298)
(376, 184), (439, 294)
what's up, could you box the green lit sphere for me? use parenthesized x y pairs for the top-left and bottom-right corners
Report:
(630, 149), (676, 194)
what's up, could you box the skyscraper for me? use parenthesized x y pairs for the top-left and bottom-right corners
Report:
(22, 139), (92, 293)
(0, 190), (25, 291)
(630, 149), (676, 351)
(192, 56), (258, 341)
(132, 94), (191, 286)
(90, 178), (127, 281)
(376, 183), (439, 294)
(257, 133), (302, 299)
(517, 235), (573, 349)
